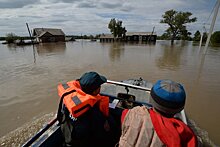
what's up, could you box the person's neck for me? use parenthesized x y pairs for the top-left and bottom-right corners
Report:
(153, 108), (174, 118)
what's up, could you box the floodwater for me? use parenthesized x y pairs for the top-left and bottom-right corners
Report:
(0, 40), (219, 146)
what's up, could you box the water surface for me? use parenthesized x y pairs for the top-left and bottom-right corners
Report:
(0, 40), (219, 145)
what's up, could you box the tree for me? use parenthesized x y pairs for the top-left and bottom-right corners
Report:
(211, 31), (220, 44)
(83, 35), (88, 39)
(157, 33), (169, 40)
(95, 34), (101, 39)
(193, 30), (201, 41)
(181, 30), (192, 40)
(5, 33), (18, 44)
(108, 18), (127, 38)
(193, 31), (207, 42)
(202, 32), (207, 42)
(160, 9), (197, 45)
(89, 35), (94, 39)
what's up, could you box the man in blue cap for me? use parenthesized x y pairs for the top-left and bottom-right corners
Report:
(79, 71), (107, 96)
(119, 79), (197, 147)
(58, 71), (114, 147)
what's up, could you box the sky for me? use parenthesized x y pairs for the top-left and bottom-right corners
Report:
(0, 0), (219, 37)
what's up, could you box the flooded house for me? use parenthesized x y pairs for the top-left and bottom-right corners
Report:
(99, 34), (115, 42)
(33, 28), (65, 43)
(125, 32), (157, 43)
(99, 32), (157, 43)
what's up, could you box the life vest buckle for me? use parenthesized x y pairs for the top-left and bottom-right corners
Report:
(69, 114), (77, 121)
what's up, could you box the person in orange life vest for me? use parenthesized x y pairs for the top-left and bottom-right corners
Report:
(119, 80), (198, 147)
(59, 72), (112, 147)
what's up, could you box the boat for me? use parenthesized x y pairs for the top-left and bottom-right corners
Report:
(16, 40), (39, 46)
(90, 39), (97, 42)
(22, 78), (187, 147)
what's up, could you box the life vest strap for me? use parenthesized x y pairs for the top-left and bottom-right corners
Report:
(57, 89), (76, 125)
(73, 104), (91, 115)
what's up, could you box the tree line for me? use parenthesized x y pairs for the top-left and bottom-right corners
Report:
(107, 9), (220, 45)
(1, 9), (220, 45)
(0, 33), (101, 43)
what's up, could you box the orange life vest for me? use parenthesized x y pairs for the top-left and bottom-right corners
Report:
(57, 80), (109, 118)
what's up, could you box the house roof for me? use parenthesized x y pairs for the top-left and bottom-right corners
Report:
(33, 28), (65, 36)
(126, 32), (157, 36)
(38, 31), (53, 37)
(99, 32), (157, 38)
(99, 34), (114, 39)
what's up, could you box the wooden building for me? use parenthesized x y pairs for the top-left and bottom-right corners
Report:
(100, 32), (157, 43)
(99, 34), (115, 42)
(33, 28), (65, 43)
(125, 32), (157, 43)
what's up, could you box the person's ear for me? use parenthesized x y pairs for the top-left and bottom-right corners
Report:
(92, 87), (101, 96)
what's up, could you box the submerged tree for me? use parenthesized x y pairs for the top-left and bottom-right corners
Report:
(193, 30), (208, 43)
(202, 32), (208, 42)
(108, 18), (127, 38)
(193, 30), (201, 42)
(5, 33), (18, 44)
(211, 31), (220, 44)
(181, 30), (192, 41)
(160, 9), (197, 45)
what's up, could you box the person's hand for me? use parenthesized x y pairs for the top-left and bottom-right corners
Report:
(104, 120), (110, 132)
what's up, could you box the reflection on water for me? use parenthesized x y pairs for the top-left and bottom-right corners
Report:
(0, 41), (220, 146)
(156, 44), (182, 70)
(108, 43), (125, 61)
(6, 44), (29, 53)
(36, 42), (66, 56)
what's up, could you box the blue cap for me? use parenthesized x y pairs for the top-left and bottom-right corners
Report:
(79, 71), (107, 94)
(150, 80), (186, 115)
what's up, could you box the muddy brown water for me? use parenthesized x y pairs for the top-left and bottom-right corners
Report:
(0, 40), (219, 146)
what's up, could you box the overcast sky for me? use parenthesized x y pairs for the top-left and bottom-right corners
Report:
(0, 0), (219, 36)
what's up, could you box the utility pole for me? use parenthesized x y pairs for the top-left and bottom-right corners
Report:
(204, 0), (220, 54)
(26, 23), (33, 43)
(199, 26), (205, 50)
(26, 23), (36, 63)
(148, 26), (155, 43)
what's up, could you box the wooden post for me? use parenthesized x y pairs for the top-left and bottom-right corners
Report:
(26, 23), (33, 44)
(26, 23), (36, 63)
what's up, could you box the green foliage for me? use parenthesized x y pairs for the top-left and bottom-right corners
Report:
(108, 18), (127, 38)
(202, 32), (207, 42)
(5, 33), (19, 43)
(83, 35), (88, 39)
(0, 37), (5, 41)
(160, 9), (197, 44)
(211, 31), (220, 44)
(193, 30), (201, 41)
(89, 35), (94, 39)
(181, 30), (192, 40)
(95, 34), (101, 39)
(157, 33), (170, 40)
(193, 31), (207, 42)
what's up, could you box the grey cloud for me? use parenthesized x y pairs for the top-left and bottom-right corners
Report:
(77, 2), (96, 8)
(49, 18), (70, 23)
(0, 0), (219, 37)
(0, 0), (37, 9)
(120, 5), (134, 12)
(45, 0), (79, 3)
(18, 15), (43, 19)
(62, 0), (78, 3)
(101, 2), (122, 9)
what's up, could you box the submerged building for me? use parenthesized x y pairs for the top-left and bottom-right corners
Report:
(99, 32), (157, 43)
(99, 34), (115, 42)
(125, 32), (157, 43)
(33, 28), (65, 43)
